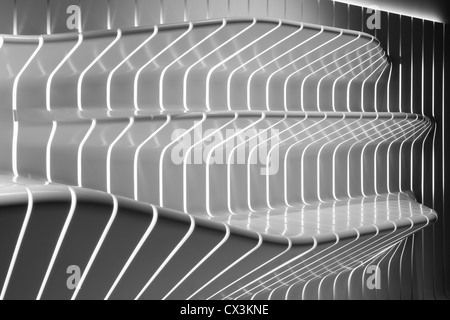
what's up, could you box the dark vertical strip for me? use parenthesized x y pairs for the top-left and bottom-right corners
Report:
(412, 232), (424, 299)
(421, 18), (435, 299)
(398, 16), (411, 198)
(13, 0), (17, 35)
(109, 0), (136, 29)
(49, 0), (80, 34)
(285, 0), (301, 22)
(375, 11), (388, 112)
(411, 18), (423, 204)
(302, 0), (319, 25)
(80, 0), (108, 32)
(422, 130), (435, 299)
(444, 23), (450, 298)
(318, 0), (333, 28)
(348, 4), (362, 32)
(376, 11), (388, 53)
(422, 20), (434, 204)
(412, 18), (423, 115)
(401, 17), (412, 113)
(46, 0), (50, 34)
(388, 13), (400, 112)
(16, 0), (47, 35)
(361, 5), (375, 37)
(400, 236), (413, 299)
(333, 1), (347, 29)
(432, 21), (446, 300)
(0, 0), (14, 34)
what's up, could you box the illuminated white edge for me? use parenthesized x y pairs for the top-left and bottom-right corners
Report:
(332, 0), (444, 23)
(106, 0), (111, 30)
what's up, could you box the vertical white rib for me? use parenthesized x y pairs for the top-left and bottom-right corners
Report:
(13, 0), (17, 35)
(0, 187), (33, 300)
(105, 204), (159, 300)
(37, 187), (77, 300)
(46, 0), (51, 35)
(77, 30), (121, 111)
(106, 118), (134, 194)
(12, 36), (43, 177)
(135, 215), (195, 300)
(46, 34), (83, 112)
(46, 121), (57, 182)
(77, 120), (96, 187)
(71, 195), (119, 300)
(134, 115), (171, 201)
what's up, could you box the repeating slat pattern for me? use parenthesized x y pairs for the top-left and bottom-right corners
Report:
(0, 175), (437, 299)
(0, 0), (447, 300)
